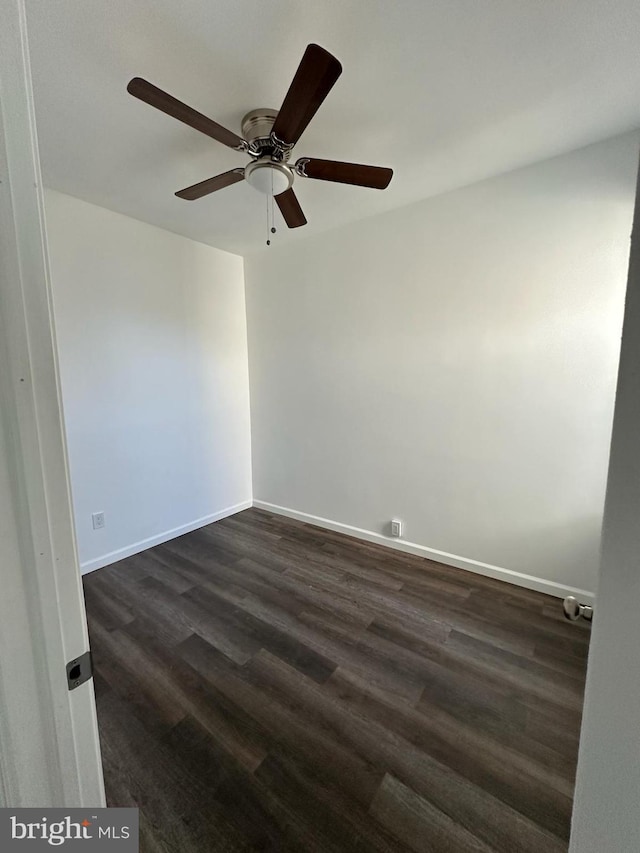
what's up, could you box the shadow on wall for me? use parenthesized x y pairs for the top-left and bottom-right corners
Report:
(385, 511), (604, 596)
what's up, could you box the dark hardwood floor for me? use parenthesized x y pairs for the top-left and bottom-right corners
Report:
(83, 508), (591, 852)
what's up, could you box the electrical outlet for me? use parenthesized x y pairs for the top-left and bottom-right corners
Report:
(92, 511), (105, 530)
(390, 519), (402, 538)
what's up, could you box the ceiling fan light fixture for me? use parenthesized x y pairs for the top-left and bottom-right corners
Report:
(128, 43), (393, 231)
(244, 159), (293, 196)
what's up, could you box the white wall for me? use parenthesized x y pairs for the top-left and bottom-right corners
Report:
(245, 132), (639, 598)
(44, 190), (252, 572)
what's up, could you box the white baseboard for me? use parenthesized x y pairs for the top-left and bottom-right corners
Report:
(80, 499), (252, 575)
(253, 500), (595, 604)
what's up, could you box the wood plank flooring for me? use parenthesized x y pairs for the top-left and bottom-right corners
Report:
(83, 508), (591, 852)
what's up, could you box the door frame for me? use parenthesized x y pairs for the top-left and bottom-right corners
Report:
(0, 0), (104, 807)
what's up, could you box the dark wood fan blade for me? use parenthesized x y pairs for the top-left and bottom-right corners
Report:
(297, 158), (393, 189)
(127, 78), (245, 150)
(275, 188), (307, 228)
(271, 44), (342, 147)
(175, 169), (244, 200)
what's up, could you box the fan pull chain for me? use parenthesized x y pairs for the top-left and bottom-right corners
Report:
(266, 171), (277, 247)
(266, 191), (270, 246)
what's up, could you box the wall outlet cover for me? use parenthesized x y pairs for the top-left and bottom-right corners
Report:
(92, 511), (105, 530)
(390, 519), (402, 538)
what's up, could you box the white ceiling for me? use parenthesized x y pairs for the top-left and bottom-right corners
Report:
(26, 0), (640, 257)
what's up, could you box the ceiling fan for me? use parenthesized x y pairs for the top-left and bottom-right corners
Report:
(127, 44), (393, 230)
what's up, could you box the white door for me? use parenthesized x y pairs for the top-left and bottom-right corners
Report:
(569, 158), (640, 849)
(0, 0), (104, 807)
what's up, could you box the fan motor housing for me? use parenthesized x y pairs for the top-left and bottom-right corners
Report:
(242, 108), (278, 144)
(242, 109), (294, 195)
